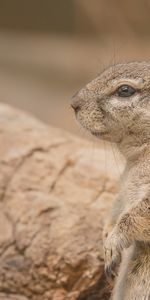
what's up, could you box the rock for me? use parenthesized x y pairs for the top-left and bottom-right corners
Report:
(0, 104), (124, 300)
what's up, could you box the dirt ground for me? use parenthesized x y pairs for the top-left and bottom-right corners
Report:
(0, 30), (150, 137)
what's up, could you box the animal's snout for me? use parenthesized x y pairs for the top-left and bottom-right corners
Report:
(71, 91), (83, 113)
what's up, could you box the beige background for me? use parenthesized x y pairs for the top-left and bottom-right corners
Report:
(0, 0), (150, 136)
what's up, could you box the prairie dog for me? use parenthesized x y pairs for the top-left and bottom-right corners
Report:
(71, 61), (150, 300)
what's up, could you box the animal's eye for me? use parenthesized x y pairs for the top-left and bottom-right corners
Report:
(116, 85), (136, 97)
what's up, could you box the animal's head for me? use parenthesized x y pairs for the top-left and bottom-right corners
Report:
(71, 62), (150, 145)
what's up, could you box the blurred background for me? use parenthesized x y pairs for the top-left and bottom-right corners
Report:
(0, 0), (150, 136)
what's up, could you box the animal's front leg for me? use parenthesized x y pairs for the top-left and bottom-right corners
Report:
(104, 197), (150, 279)
(103, 195), (124, 244)
(103, 195), (125, 278)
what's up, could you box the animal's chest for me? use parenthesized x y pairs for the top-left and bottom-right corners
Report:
(119, 168), (150, 207)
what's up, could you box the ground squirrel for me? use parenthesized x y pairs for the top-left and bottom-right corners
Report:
(71, 61), (150, 300)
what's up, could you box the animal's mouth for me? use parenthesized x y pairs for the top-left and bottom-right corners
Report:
(90, 130), (108, 137)
(76, 112), (108, 138)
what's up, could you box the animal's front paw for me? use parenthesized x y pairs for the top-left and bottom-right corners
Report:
(104, 230), (129, 280)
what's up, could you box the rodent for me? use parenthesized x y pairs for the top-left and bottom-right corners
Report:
(71, 61), (150, 300)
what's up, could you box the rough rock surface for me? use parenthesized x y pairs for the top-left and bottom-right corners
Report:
(0, 104), (124, 300)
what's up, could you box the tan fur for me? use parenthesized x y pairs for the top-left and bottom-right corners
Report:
(71, 61), (150, 299)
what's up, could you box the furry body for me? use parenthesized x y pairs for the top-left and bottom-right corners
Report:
(71, 62), (150, 299)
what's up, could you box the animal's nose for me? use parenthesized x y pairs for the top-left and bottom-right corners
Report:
(71, 91), (82, 113)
